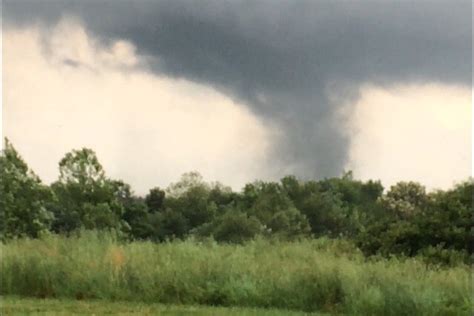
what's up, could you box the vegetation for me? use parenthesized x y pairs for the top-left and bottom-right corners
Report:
(0, 139), (472, 314)
(0, 139), (54, 239)
(1, 140), (471, 265)
(1, 296), (318, 316)
(1, 232), (471, 315)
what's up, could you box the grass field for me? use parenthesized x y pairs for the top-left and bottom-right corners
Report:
(0, 232), (472, 315)
(0, 296), (320, 315)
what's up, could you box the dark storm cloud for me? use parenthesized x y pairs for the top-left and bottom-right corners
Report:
(4, 0), (471, 179)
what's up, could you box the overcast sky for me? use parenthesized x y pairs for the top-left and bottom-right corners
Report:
(2, 1), (471, 194)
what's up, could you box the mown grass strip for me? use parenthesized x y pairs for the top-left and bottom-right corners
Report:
(0, 296), (321, 316)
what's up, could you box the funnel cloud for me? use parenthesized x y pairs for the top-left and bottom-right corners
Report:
(3, 0), (472, 180)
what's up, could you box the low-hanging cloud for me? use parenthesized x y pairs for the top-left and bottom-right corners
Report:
(348, 83), (471, 190)
(3, 22), (276, 194)
(4, 0), (472, 180)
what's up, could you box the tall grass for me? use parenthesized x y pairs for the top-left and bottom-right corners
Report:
(0, 231), (471, 315)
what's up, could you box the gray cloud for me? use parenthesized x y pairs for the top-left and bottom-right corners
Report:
(4, 0), (471, 179)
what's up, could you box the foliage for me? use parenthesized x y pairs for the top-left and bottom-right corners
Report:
(0, 139), (54, 239)
(1, 140), (472, 264)
(50, 148), (127, 234)
(356, 180), (473, 262)
(241, 181), (311, 239)
(0, 232), (471, 315)
(380, 181), (428, 218)
(145, 187), (165, 212)
(193, 210), (263, 244)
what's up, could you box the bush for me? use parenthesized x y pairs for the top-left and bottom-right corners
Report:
(418, 245), (471, 267)
(193, 210), (262, 244)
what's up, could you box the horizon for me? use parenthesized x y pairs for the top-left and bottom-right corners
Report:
(3, 137), (471, 197)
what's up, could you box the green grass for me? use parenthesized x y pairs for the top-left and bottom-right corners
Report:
(0, 231), (472, 315)
(0, 296), (318, 315)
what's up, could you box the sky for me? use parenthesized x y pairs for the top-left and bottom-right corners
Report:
(2, 1), (472, 194)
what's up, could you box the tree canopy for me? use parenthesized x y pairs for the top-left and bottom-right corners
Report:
(1, 139), (472, 265)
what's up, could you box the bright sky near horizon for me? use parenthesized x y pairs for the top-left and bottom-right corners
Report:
(2, 14), (471, 194)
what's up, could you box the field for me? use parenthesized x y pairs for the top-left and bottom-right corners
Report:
(0, 232), (472, 315)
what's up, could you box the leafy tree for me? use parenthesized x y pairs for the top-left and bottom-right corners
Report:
(141, 209), (188, 242)
(145, 187), (165, 212)
(208, 182), (237, 213)
(121, 196), (149, 239)
(299, 191), (348, 237)
(281, 173), (384, 237)
(163, 172), (217, 233)
(0, 139), (54, 238)
(242, 181), (310, 238)
(356, 180), (472, 261)
(422, 181), (473, 253)
(244, 182), (293, 222)
(166, 171), (208, 198)
(381, 181), (428, 218)
(111, 180), (150, 239)
(213, 212), (262, 243)
(194, 210), (262, 244)
(267, 207), (311, 239)
(1, 140), (470, 264)
(58, 148), (105, 185)
(281, 175), (304, 203)
(50, 148), (125, 233)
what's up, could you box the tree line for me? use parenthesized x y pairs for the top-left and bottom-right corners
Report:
(1, 139), (472, 264)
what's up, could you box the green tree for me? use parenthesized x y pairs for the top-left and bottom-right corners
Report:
(166, 171), (208, 198)
(50, 148), (125, 233)
(299, 191), (348, 237)
(163, 172), (217, 233)
(153, 208), (189, 241)
(0, 139), (54, 238)
(422, 180), (473, 253)
(356, 180), (472, 261)
(244, 182), (293, 223)
(145, 187), (165, 212)
(208, 182), (237, 213)
(381, 182), (428, 218)
(121, 195), (149, 239)
(267, 207), (311, 239)
(58, 148), (105, 185)
(213, 211), (262, 243)
(243, 181), (310, 238)
(193, 210), (262, 244)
